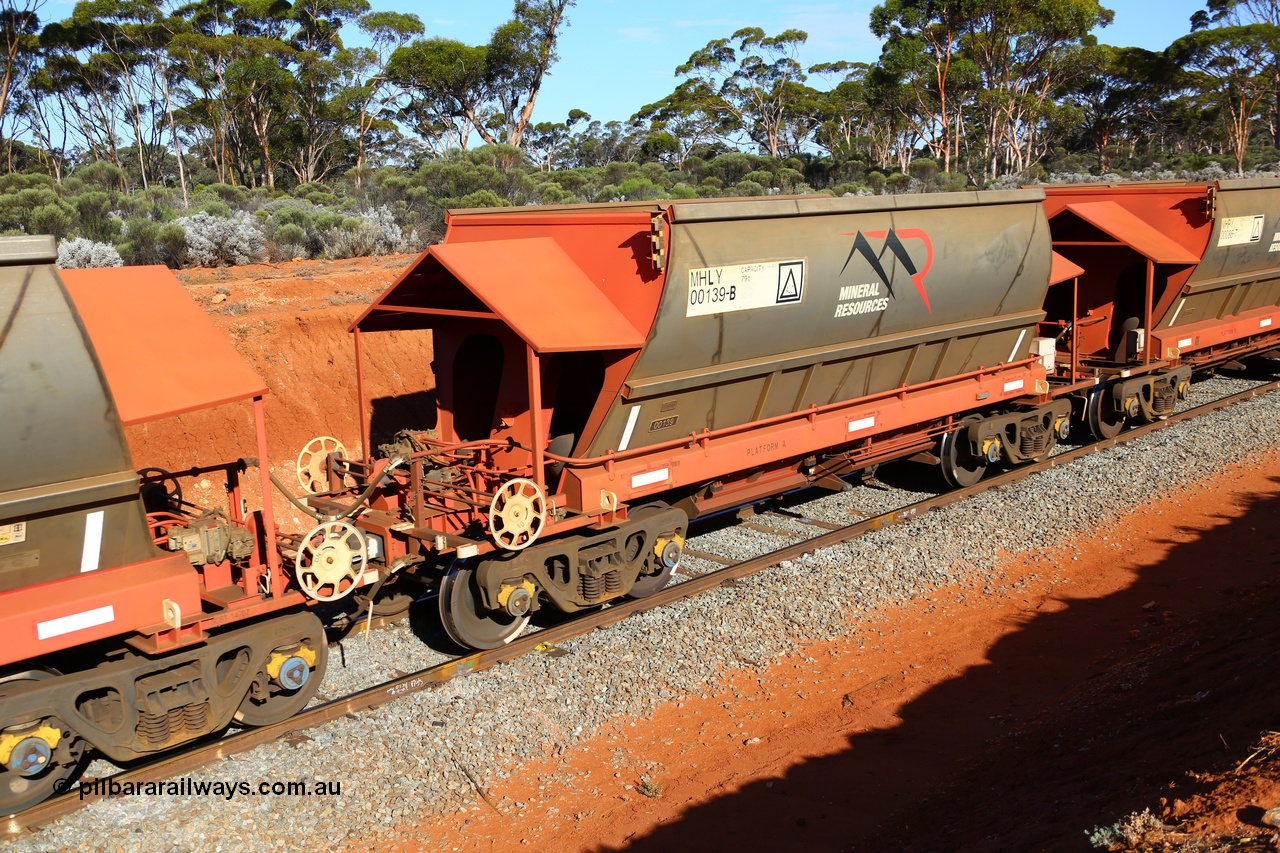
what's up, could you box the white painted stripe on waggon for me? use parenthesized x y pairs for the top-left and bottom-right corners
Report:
(1168, 300), (1184, 327)
(618, 406), (641, 451)
(80, 510), (104, 573)
(631, 468), (669, 489)
(847, 415), (876, 433)
(1008, 329), (1027, 363)
(1003, 378), (1025, 393)
(37, 605), (115, 640)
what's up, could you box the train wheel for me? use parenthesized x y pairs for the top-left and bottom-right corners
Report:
(439, 561), (529, 650)
(938, 415), (988, 489)
(356, 580), (417, 620)
(1085, 386), (1125, 439)
(0, 669), (84, 815)
(233, 616), (328, 727)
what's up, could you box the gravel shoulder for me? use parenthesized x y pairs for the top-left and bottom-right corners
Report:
(398, 431), (1280, 853)
(10, 382), (1280, 853)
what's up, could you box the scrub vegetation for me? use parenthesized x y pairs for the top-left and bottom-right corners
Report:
(1, 0), (1278, 267)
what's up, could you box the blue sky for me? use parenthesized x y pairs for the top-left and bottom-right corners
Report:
(381, 0), (1209, 127)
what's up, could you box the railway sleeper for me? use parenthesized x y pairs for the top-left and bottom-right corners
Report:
(472, 505), (688, 614)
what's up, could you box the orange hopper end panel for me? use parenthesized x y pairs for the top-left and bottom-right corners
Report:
(61, 265), (269, 425)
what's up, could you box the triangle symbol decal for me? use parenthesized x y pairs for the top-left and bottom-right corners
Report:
(778, 269), (800, 301)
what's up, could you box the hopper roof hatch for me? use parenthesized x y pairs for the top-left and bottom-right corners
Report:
(61, 266), (269, 426)
(353, 237), (645, 352)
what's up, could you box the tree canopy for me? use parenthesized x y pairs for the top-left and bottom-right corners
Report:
(0, 0), (1277, 212)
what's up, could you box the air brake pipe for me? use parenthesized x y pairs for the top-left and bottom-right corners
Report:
(268, 456), (406, 522)
(269, 471), (323, 519)
(335, 456), (406, 520)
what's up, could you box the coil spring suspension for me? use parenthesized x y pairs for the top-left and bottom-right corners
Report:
(1153, 382), (1177, 415)
(580, 574), (601, 601)
(183, 701), (209, 732)
(1020, 423), (1048, 457)
(604, 569), (622, 594)
(136, 711), (170, 746)
(136, 701), (211, 746)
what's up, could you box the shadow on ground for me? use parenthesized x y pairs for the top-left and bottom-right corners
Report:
(593, 479), (1280, 853)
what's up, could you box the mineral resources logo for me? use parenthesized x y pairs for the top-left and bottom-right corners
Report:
(836, 228), (935, 315)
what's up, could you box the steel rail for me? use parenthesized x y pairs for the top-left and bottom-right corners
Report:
(6, 378), (1278, 838)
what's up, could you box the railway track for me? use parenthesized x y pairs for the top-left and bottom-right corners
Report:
(7, 376), (1279, 839)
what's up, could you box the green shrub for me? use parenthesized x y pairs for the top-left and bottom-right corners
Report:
(118, 217), (188, 267)
(615, 177), (663, 200)
(0, 172), (54, 193)
(450, 189), (509, 209)
(270, 206), (313, 230)
(0, 188), (74, 233)
(200, 182), (249, 205)
(274, 222), (307, 245)
(270, 222), (308, 260)
(775, 167), (805, 191)
(29, 203), (75, 238)
(73, 161), (125, 192)
(708, 152), (756, 185)
(71, 191), (118, 241)
(536, 182), (572, 204)
(886, 172), (911, 193)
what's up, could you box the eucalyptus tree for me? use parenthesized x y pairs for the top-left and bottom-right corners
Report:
(870, 0), (979, 172)
(387, 0), (572, 154)
(808, 61), (876, 160)
(1193, 0), (1280, 146)
(343, 10), (423, 183)
(523, 107), (586, 170)
(1172, 23), (1280, 172)
(633, 79), (740, 169)
(43, 1), (199, 191)
(865, 62), (928, 171)
(283, 0), (369, 185)
(1056, 44), (1166, 172)
(36, 19), (127, 172)
(387, 36), (494, 152)
(961, 0), (1114, 178)
(666, 27), (818, 157)
(486, 0), (574, 148)
(0, 0), (43, 170)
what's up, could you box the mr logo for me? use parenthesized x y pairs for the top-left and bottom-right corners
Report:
(838, 228), (935, 313)
(776, 260), (804, 304)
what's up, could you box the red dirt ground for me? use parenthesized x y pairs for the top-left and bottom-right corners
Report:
(128, 258), (1280, 852)
(385, 449), (1280, 853)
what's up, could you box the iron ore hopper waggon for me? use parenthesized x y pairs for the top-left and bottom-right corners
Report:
(341, 190), (1070, 649)
(1039, 177), (1280, 436)
(0, 237), (330, 813)
(2, 177), (1278, 816)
